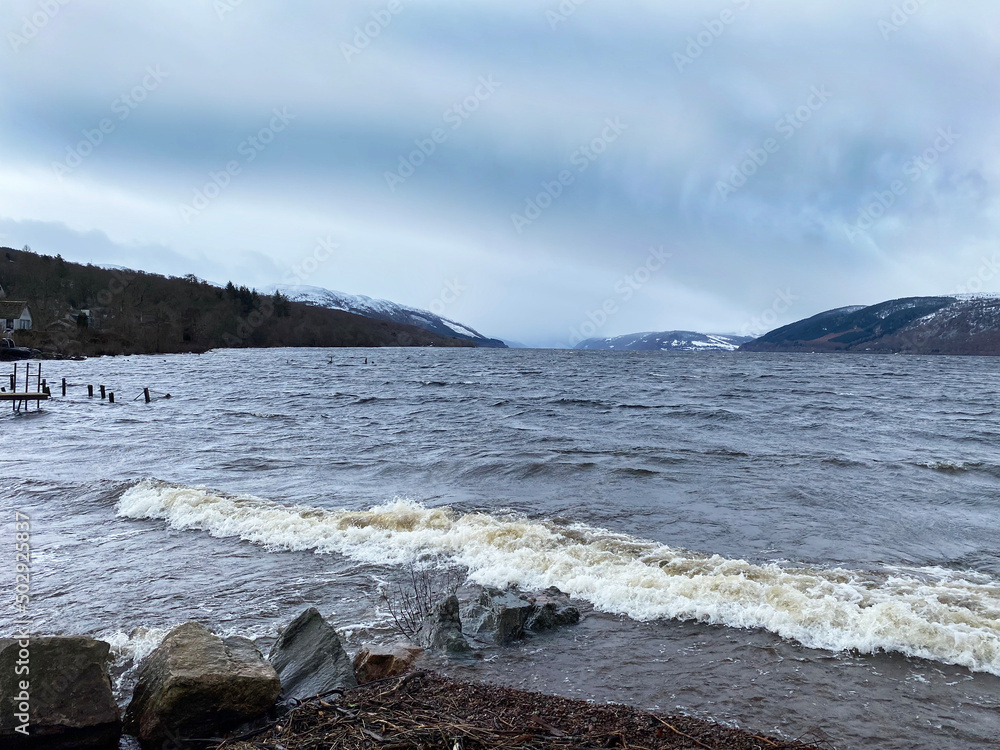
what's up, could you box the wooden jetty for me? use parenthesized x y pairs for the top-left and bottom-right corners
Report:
(2, 362), (50, 412)
(3, 362), (163, 412)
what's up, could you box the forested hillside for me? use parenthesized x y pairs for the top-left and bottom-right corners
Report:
(0, 247), (472, 356)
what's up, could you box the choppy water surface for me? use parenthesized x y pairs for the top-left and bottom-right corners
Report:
(2, 348), (1000, 749)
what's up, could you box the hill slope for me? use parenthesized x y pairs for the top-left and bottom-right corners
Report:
(0, 247), (474, 356)
(576, 331), (753, 352)
(272, 285), (507, 348)
(741, 296), (1000, 355)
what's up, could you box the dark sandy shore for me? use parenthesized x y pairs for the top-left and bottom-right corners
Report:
(221, 672), (827, 750)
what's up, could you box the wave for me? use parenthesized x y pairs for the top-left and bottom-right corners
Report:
(916, 461), (973, 474)
(458, 460), (598, 480)
(117, 481), (1000, 676)
(821, 457), (868, 469)
(912, 460), (1000, 477)
(550, 398), (608, 407)
(610, 467), (661, 477)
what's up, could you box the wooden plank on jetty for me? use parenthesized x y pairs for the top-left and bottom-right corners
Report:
(0, 392), (49, 401)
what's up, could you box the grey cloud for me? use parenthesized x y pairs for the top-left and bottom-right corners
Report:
(1, 0), (997, 346)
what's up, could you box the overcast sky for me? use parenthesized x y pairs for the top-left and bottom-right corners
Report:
(1, 1), (997, 346)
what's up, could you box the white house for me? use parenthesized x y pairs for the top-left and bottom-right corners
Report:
(0, 301), (31, 332)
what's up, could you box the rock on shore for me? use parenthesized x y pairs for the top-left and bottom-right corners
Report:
(267, 607), (357, 700)
(123, 622), (280, 747)
(353, 643), (423, 684)
(416, 594), (473, 654)
(462, 586), (581, 644)
(0, 636), (121, 749)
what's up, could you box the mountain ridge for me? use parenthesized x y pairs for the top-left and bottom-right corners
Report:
(576, 331), (754, 352)
(741, 295), (1000, 355)
(269, 284), (507, 348)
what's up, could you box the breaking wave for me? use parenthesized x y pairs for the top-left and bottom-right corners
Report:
(117, 481), (1000, 676)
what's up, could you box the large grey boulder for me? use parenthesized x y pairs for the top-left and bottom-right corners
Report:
(267, 608), (357, 700)
(462, 587), (581, 645)
(527, 587), (582, 631)
(123, 622), (280, 747)
(0, 636), (120, 749)
(416, 595), (472, 653)
(464, 588), (536, 644)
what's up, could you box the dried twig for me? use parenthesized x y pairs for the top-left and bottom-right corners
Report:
(216, 673), (825, 750)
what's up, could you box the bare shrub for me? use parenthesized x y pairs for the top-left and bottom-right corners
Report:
(380, 562), (464, 638)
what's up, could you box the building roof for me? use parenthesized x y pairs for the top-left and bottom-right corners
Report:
(0, 300), (29, 318)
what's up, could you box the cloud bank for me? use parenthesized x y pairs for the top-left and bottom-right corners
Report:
(1, 0), (997, 345)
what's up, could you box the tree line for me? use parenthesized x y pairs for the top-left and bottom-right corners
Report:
(1, 247), (470, 356)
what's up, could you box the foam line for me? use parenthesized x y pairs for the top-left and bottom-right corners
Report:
(117, 481), (1000, 675)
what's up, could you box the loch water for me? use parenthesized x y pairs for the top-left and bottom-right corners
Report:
(3, 348), (1000, 749)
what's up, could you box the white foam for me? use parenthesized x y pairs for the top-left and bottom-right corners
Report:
(102, 626), (171, 696)
(117, 481), (1000, 676)
(103, 626), (170, 665)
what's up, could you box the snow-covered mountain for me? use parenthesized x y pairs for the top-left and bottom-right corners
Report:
(575, 331), (754, 352)
(742, 295), (1000, 355)
(270, 285), (507, 348)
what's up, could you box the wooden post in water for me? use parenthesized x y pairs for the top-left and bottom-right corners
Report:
(144, 388), (151, 403)
(62, 378), (67, 397)
(88, 385), (94, 398)
(108, 392), (115, 404)
(100, 385), (106, 400)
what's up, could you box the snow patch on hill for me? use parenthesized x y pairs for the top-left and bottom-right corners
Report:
(576, 331), (754, 352)
(268, 284), (505, 347)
